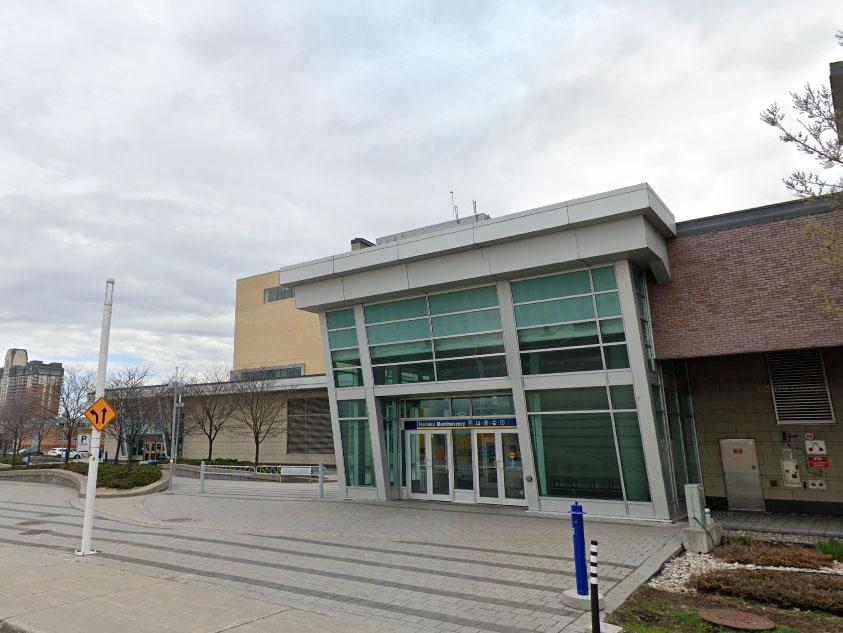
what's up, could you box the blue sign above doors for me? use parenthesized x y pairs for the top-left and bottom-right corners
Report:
(404, 418), (517, 430)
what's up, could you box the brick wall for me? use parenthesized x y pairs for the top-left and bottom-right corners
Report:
(648, 207), (843, 359)
(689, 347), (842, 514)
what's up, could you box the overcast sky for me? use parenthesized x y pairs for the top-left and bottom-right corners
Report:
(1, 1), (840, 376)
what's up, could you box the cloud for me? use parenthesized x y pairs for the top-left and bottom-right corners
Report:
(0, 0), (840, 375)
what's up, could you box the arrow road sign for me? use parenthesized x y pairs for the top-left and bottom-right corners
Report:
(84, 397), (116, 432)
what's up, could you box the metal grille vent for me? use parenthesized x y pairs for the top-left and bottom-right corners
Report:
(767, 350), (835, 424)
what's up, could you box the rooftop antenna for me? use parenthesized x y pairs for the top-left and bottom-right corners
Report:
(450, 190), (458, 222)
(472, 200), (477, 216)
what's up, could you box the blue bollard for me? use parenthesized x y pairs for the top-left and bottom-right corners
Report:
(570, 502), (588, 596)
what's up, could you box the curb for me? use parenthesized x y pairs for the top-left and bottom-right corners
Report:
(0, 467), (170, 499)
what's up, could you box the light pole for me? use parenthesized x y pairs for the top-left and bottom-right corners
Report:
(167, 369), (184, 494)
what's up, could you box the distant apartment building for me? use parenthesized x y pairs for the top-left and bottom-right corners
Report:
(0, 348), (63, 418)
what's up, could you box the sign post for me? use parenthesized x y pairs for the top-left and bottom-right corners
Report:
(77, 279), (116, 556)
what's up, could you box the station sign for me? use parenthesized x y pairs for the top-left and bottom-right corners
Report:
(405, 418), (517, 430)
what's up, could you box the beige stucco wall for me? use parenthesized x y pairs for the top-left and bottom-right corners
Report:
(233, 271), (325, 374)
(689, 347), (842, 512)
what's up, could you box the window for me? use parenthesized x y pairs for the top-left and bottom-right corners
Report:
(231, 365), (303, 381)
(658, 359), (701, 500)
(401, 394), (514, 418)
(527, 384), (650, 502)
(337, 399), (373, 487)
(768, 350), (835, 424)
(364, 286), (507, 384)
(632, 267), (655, 371)
(287, 397), (333, 454)
(327, 309), (362, 388)
(511, 266), (630, 376)
(263, 285), (295, 303)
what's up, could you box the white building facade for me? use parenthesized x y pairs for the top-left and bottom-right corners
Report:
(280, 185), (699, 520)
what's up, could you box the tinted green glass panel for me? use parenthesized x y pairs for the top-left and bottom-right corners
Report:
(521, 347), (603, 375)
(632, 267), (646, 294)
(402, 399), (450, 418)
(372, 362), (435, 385)
(529, 413), (622, 500)
(514, 296), (594, 328)
(591, 266), (617, 291)
(340, 419), (373, 487)
(326, 309), (355, 330)
(434, 332), (504, 358)
(328, 328), (357, 350)
(363, 297), (428, 324)
(331, 348), (361, 369)
(511, 271), (591, 303)
(453, 430), (473, 490)
(334, 368), (363, 388)
(604, 344), (630, 369)
(451, 398), (471, 417)
(609, 385), (636, 409)
(517, 321), (598, 351)
(526, 387), (609, 413)
(366, 318), (429, 345)
(369, 340), (432, 365)
(337, 399), (367, 418)
(614, 412), (651, 501)
(428, 286), (499, 315)
(436, 356), (507, 381)
(599, 318), (625, 343)
(431, 308), (501, 337)
(472, 395), (515, 416)
(595, 292), (621, 317)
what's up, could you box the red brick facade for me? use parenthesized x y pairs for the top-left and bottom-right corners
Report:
(648, 207), (843, 359)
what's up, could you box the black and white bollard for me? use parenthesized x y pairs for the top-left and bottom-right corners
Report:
(590, 540), (600, 633)
(199, 460), (206, 494)
(318, 462), (325, 499)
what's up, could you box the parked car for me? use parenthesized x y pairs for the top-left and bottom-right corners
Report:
(46, 447), (78, 459)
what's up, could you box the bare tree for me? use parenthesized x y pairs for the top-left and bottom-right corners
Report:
(232, 377), (290, 465)
(0, 392), (40, 466)
(760, 30), (843, 199)
(762, 30), (843, 316)
(105, 365), (153, 465)
(183, 366), (236, 461)
(57, 366), (96, 463)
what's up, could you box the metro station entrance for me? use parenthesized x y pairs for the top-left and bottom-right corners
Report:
(404, 426), (526, 505)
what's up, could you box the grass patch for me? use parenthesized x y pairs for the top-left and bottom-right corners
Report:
(714, 542), (833, 569)
(817, 539), (843, 562)
(690, 568), (843, 615)
(610, 585), (843, 633)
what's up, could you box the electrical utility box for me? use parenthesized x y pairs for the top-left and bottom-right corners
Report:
(781, 459), (801, 488)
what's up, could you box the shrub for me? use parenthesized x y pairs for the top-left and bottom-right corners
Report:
(817, 539), (843, 562)
(715, 542), (833, 569)
(690, 569), (843, 615)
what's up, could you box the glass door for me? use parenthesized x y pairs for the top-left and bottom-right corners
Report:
(429, 431), (452, 501)
(407, 431), (427, 498)
(406, 430), (452, 501)
(472, 430), (527, 506)
(474, 432), (500, 500)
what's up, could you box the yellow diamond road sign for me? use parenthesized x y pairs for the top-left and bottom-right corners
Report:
(84, 397), (116, 432)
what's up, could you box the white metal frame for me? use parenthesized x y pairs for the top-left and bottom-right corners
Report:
(471, 429), (528, 506)
(405, 429), (453, 501)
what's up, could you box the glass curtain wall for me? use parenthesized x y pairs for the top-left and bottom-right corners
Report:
(527, 385), (651, 502)
(338, 399), (373, 487)
(632, 267), (656, 371)
(363, 286), (508, 385)
(380, 399), (402, 488)
(660, 360), (701, 502)
(511, 266), (630, 375)
(327, 309), (363, 388)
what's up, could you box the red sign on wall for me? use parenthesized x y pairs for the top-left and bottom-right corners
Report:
(808, 455), (830, 469)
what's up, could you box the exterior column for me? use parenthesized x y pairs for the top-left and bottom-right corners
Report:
(496, 280), (541, 510)
(318, 311), (348, 498)
(353, 304), (390, 500)
(615, 260), (671, 519)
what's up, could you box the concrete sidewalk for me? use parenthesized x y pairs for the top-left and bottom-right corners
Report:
(0, 544), (385, 633)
